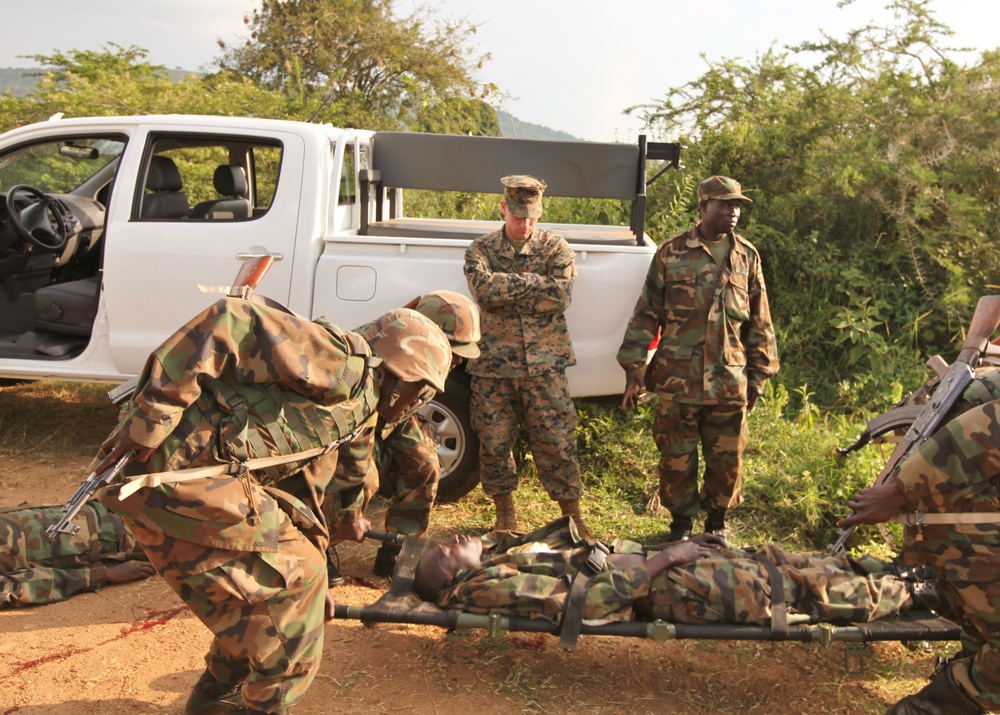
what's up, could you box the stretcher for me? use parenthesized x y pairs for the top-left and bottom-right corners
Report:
(330, 532), (961, 671)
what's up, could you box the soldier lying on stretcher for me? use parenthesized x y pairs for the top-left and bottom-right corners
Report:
(413, 516), (941, 626)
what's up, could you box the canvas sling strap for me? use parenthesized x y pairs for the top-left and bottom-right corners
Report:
(118, 332), (381, 500)
(892, 512), (1000, 526)
(751, 551), (788, 638)
(558, 541), (611, 651)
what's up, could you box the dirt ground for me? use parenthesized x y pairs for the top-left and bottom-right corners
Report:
(0, 445), (952, 714)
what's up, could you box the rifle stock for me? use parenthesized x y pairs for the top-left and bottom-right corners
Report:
(228, 252), (282, 298)
(831, 295), (1000, 555)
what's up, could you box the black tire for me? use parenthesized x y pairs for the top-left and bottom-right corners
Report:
(377, 372), (481, 503)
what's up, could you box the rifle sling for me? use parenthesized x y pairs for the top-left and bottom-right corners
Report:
(892, 512), (1000, 526)
(117, 445), (336, 500)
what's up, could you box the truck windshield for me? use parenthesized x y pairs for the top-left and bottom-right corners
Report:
(0, 137), (126, 194)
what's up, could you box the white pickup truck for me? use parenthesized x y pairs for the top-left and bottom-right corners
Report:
(0, 114), (679, 499)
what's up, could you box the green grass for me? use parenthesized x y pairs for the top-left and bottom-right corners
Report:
(1, 379), (902, 557)
(428, 382), (903, 559)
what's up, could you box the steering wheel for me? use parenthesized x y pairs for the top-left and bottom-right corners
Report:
(5, 184), (69, 251)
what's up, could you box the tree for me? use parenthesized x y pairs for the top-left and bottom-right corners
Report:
(214, 0), (495, 130)
(0, 45), (285, 133)
(629, 0), (1000, 411)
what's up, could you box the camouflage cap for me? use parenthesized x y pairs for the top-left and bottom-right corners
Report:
(361, 308), (453, 392)
(501, 174), (547, 219)
(411, 289), (481, 359)
(697, 175), (752, 203)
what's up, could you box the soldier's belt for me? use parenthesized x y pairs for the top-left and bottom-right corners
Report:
(892, 511), (1000, 526)
(117, 445), (334, 500)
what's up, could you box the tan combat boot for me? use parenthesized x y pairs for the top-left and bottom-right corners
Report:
(558, 499), (593, 540)
(493, 492), (518, 531)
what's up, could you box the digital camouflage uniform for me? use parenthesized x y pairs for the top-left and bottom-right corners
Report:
(617, 221), (779, 519)
(888, 374), (1000, 712)
(464, 226), (581, 501)
(436, 517), (914, 625)
(99, 296), (383, 714)
(1, 501), (145, 608)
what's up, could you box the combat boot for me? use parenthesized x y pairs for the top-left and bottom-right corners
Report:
(704, 508), (727, 535)
(493, 492), (518, 531)
(326, 546), (344, 588)
(667, 513), (693, 541)
(372, 541), (402, 578)
(557, 499), (593, 540)
(887, 659), (984, 714)
(184, 671), (244, 715)
(907, 580), (944, 612)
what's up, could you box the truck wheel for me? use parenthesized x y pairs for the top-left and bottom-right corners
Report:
(378, 372), (481, 503)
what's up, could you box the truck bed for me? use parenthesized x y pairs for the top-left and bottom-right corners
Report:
(365, 217), (643, 246)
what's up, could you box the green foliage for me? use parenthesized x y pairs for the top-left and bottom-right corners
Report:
(213, 0), (494, 131)
(630, 0), (1000, 411)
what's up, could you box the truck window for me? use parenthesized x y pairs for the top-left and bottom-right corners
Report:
(339, 144), (356, 206)
(135, 135), (282, 221)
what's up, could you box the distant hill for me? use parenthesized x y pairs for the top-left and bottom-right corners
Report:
(495, 110), (579, 141)
(0, 67), (39, 96)
(0, 66), (576, 141)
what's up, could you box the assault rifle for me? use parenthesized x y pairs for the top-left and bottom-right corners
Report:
(46, 253), (283, 540)
(45, 450), (136, 539)
(830, 294), (1000, 555)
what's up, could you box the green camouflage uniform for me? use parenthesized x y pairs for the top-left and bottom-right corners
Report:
(436, 517), (913, 624)
(1, 501), (145, 608)
(464, 227), (581, 500)
(889, 392), (1000, 710)
(373, 415), (439, 535)
(326, 413), (439, 538)
(616, 223), (779, 517)
(99, 296), (380, 713)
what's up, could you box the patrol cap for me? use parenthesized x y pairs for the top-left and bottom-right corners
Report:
(501, 174), (547, 219)
(410, 290), (481, 359)
(697, 175), (752, 203)
(361, 308), (453, 392)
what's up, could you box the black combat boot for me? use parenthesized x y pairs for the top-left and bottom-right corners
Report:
(326, 546), (344, 588)
(887, 660), (984, 714)
(907, 579), (944, 612)
(372, 541), (402, 578)
(704, 508), (727, 535)
(667, 514), (693, 541)
(184, 671), (244, 715)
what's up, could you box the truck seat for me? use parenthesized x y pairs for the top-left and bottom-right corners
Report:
(33, 276), (100, 336)
(191, 166), (251, 220)
(141, 156), (190, 219)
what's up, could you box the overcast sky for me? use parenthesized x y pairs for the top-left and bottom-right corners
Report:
(2, 0), (996, 142)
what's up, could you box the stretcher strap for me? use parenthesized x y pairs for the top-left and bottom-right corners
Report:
(558, 541), (611, 651)
(752, 552), (788, 637)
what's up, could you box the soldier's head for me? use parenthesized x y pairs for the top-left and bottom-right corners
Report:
(404, 289), (481, 363)
(697, 175), (752, 237)
(414, 533), (484, 602)
(500, 174), (546, 242)
(361, 308), (453, 423)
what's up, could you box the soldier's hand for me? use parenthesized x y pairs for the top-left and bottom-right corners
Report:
(747, 385), (763, 413)
(324, 590), (336, 622)
(690, 532), (728, 549)
(96, 427), (153, 472)
(331, 517), (372, 543)
(838, 482), (909, 528)
(621, 372), (647, 410)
